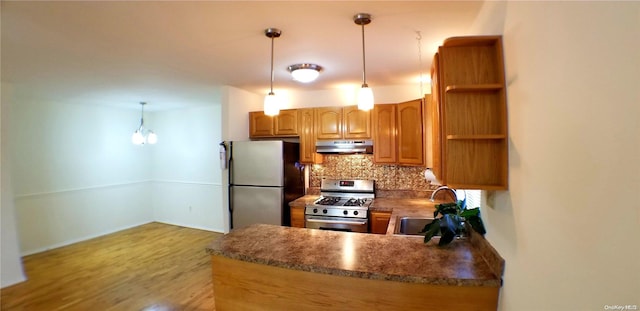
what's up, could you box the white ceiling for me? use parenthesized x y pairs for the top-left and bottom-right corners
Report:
(1, 1), (485, 111)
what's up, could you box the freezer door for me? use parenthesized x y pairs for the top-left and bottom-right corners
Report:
(231, 185), (283, 229)
(231, 141), (283, 186)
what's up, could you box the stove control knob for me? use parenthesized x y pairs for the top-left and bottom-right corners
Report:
(353, 211), (359, 216)
(322, 209), (328, 214)
(343, 210), (348, 215)
(313, 208), (318, 214)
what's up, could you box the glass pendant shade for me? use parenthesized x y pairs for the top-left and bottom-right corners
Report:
(357, 85), (374, 111)
(264, 92), (280, 116)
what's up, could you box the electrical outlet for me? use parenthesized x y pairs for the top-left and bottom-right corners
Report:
(189, 205), (192, 212)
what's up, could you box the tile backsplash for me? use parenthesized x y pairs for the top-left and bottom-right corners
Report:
(309, 154), (438, 191)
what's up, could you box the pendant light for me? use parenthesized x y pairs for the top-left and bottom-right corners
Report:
(264, 28), (282, 116)
(354, 13), (374, 111)
(131, 102), (157, 145)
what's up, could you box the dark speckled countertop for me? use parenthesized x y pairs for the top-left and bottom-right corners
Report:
(208, 194), (505, 287)
(207, 224), (500, 286)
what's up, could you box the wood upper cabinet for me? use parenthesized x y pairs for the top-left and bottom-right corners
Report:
(434, 35), (508, 190)
(249, 111), (274, 137)
(369, 211), (392, 234)
(275, 110), (298, 136)
(249, 109), (298, 138)
(397, 99), (425, 166)
(298, 108), (322, 164)
(343, 106), (371, 139)
(315, 106), (371, 140)
(373, 104), (397, 163)
(315, 107), (343, 139)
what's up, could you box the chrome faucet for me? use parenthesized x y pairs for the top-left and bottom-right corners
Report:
(430, 186), (457, 202)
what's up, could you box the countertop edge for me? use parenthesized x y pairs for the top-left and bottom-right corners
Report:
(207, 247), (501, 287)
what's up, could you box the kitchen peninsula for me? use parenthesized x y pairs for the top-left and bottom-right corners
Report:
(207, 198), (504, 310)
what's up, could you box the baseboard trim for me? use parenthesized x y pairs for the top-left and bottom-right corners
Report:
(154, 220), (224, 234)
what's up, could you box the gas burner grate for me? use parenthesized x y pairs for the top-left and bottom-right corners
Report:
(315, 196), (341, 206)
(344, 198), (368, 207)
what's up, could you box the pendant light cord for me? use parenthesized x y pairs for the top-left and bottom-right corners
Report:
(361, 23), (367, 87)
(416, 31), (423, 96)
(269, 35), (275, 94)
(139, 102), (145, 129)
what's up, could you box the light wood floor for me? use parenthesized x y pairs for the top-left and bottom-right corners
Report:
(1, 222), (222, 311)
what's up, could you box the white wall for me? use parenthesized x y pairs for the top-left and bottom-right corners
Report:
(9, 99), (155, 255)
(151, 104), (225, 232)
(1, 84), (27, 287)
(285, 84), (425, 109)
(470, 2), (640, 310)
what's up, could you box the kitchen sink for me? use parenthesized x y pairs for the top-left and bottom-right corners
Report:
(394, 216), (438, 236)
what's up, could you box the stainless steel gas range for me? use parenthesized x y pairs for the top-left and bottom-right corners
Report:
(305, 179), (374, 233)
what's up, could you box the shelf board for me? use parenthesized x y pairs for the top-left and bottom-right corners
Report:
(445, 84), (503, 93)
(446, 134), (507, 140)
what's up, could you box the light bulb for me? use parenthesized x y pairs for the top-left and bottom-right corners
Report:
(264, 92), (280, 116)
(147, 131), (158, 144)
(131, 131), (145, 145)
(357, 86), (374, 110)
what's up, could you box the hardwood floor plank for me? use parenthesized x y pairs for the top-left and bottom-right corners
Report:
(1, 222), (221, 311)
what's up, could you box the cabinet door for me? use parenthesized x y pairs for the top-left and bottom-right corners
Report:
(315, 107), (343, 139)
(373, 104), (397, 163)
(290, 206), (305, 228)
(298, 108), (319, 164)
(249, 111), (274, 137)
(343, 106), (371, 139)
(369, 211), (391, 234)
(275, 109), (298, 136)
(397, 99), (425, 166)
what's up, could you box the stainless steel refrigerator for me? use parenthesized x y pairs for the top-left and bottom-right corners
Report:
(228, 140), (304, 230)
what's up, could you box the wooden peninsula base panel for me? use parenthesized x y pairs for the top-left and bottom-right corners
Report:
(211, 255), (499, 310)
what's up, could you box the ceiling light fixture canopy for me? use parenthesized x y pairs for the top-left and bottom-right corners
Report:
(354, 13), (374, 111)
(264, 28), (282, 116)
(131, 102), (157, 145)
(288, 63), (323, 83)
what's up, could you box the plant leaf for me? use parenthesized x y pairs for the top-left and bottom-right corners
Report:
(423, 218), (441, 244)
(466, 215), (487, 235)
(438, 214), (457, 245)
(460, 207), (480, 218)
(437, 202), (458, 215)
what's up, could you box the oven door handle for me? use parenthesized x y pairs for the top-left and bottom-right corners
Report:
(305, 218), (367, 226)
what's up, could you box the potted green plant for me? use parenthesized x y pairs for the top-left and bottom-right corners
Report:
(421, 200), (487, 246)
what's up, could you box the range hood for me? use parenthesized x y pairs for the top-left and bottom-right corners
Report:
(316, 140), (373, 154)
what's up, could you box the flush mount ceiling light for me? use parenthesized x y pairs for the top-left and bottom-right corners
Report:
(354, 13), (374, 111)
(264, 28), (282, 116)
(131, 102), (157, 145)
(287, 63), (323, 83)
